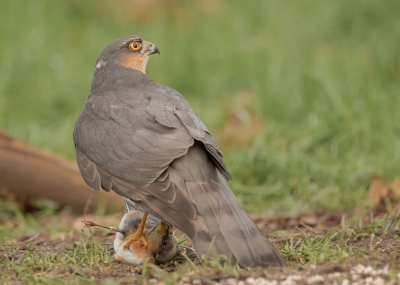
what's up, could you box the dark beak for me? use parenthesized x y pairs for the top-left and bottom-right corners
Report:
(148, 43), (160, 55)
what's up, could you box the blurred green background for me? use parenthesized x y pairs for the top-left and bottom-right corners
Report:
(1, 0), (399, 215)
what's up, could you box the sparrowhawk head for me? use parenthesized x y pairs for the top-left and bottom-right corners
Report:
(94, 35), (160, 74)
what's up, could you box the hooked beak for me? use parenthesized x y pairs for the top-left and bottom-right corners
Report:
(147, 43), (160, 55)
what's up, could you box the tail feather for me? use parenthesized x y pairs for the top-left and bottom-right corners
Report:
(185, 174), (286, 267)
(216, 176), (286, 267)
(186, 181), (235, 262)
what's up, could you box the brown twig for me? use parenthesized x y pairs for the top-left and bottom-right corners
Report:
(81, 220), (124, 234)
(299, 221), (323, 235)
(18, 233), (41, 244)
(83, 191), (93, 217)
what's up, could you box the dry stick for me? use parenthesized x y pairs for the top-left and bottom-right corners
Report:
(298, 220), (323, 235)
(81, 220), (124, 234)
(83, 191), (93, 217)
(18, 233), (41, 244)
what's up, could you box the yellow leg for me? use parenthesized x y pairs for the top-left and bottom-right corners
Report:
(138, 235), (148, 247)
(123, 211), (149, 251)
(156, 221), (169, 236)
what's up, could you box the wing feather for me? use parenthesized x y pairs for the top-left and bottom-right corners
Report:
(74, 74), (285, 267)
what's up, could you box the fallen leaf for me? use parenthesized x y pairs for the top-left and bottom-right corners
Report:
(390, 179), (400, 197)
(368, 175), (389, 205)
(220, 91), (266, 146)
(300, 215), (318, 226)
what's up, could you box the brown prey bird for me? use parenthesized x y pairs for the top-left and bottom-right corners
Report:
(73, 35), (286, 267)
(82, 204), (196, 265)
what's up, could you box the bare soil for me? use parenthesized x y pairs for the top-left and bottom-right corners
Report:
(1, 204), (399, 285)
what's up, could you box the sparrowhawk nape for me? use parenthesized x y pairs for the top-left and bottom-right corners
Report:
(73, 35), (286, 268)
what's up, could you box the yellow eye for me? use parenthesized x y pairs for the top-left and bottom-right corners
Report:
(129, 41), (141, 51)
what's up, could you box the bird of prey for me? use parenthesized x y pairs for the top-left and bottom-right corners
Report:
(73, 35), (286, 268)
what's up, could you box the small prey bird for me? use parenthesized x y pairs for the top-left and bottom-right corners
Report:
(83, 206), (196, 265)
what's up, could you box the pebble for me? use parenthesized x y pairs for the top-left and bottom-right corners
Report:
(373, 276), (385, 285)
(364, 276), (374, 284)
(291, 275), (302, 281)
(328, 272), (342, 279)
(351, 274), (361, 281)
(340, 279), (349, 285)
(223, 278), (238, 285)
(307, 274), (324, 284)
(350, 264), (389, 277)
(245, 277), (278, 285)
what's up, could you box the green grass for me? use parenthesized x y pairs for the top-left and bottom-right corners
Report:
(1, 0), (400, 214)
(280, 213), (400, 264)
(0, 238), (114, 285)
(1, 198), (399, 284)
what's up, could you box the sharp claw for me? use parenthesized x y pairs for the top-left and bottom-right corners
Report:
(122, 233), (149, 251)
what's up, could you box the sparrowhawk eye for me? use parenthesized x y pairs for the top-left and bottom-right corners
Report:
(129, 41), (141, 51)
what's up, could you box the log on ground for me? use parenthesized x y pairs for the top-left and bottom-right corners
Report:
(0, 131), (123, 212)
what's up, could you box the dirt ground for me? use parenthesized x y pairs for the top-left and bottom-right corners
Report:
(1, 202), (399, 285)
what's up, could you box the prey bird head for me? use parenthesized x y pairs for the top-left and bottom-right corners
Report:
(94, 35), (160, 74)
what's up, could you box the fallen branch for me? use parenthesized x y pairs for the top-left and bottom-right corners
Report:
(0, 131), (123, 212)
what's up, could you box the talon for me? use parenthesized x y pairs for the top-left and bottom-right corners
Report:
(121, 211), (149, 251)
(139, 235), (148, 247)
(123, 239), (132, 251)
